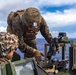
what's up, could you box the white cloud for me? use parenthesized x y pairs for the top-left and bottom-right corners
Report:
(0, 26), (6, 32)
(67, 32), (76, 38)
(0, 0), (37, 11)
(0, 0), (76, 38)
(37, 31), (76, 38)
(42, 8), (76, 28)
(35, 0), (76, 7)
(0, 0), (39, 21)
(51, 31), (59, 38)
(0, 0), (76, 23)
(51, 31), (76, 38)
(1, 0), (76, 9)
(36, 31), (59, 38)
(0, 21), (7, 27)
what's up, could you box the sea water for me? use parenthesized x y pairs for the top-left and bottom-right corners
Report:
(16, 38), (76, 65)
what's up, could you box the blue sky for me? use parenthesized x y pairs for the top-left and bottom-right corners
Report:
(0, 0), (76, 38)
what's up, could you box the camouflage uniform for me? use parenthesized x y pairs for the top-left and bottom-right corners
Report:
(0, 32), (18, 64)
(7, 7), (53, 58)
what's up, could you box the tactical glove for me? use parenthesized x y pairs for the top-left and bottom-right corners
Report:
(33, 49), (44, 61)
(56, 44), (60, 53)
(53, 38), (60, 53)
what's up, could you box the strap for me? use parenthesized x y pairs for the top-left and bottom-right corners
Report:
(0, 58), (10, 64)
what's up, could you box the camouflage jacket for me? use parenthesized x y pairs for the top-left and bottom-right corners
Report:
(7, 10), (53, 56)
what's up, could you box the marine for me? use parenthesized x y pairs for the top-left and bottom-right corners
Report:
(0, 32), (18, 64)
(7, 7), (59, 61)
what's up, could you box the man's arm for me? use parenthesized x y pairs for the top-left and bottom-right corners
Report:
(40, 17), (60, 58)
(40, 17), (53, 44)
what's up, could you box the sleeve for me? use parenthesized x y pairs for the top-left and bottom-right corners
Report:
(7, 11), (15, 34)
(40, 17), (53, 44)
(11, 15), (35, 54)
(7, 25), (13, 34)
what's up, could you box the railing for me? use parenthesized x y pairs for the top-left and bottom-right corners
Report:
(44, 43), (76, 71)
(71, 44), (76, 69)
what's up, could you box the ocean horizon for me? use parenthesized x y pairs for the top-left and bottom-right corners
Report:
(16, 38), (76, 60)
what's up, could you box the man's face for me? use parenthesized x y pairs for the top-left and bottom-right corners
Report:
(6, 50), (15, 59)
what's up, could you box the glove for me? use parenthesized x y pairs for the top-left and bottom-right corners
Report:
(33, 49), (44, 61)
(56, 44), (60, 53)
(53, 38), (60, 53)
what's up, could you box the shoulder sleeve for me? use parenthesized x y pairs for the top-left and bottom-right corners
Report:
(7, 11), (15, 34)
(40, 17), (53, 43)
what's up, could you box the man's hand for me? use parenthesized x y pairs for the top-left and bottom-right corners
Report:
(53, 38), (60, 53)
(33, 49), (44, 61)
(33, 49), (44, 56)
(56, 44), (60, 53)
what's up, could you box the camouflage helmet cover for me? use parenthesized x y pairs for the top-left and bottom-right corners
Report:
(0, 32), (18, 57)
(22, 7), (41, 24)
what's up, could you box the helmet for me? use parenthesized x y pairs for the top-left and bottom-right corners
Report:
(22, 7), (41, 25)
(0, 32), (18, 57)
